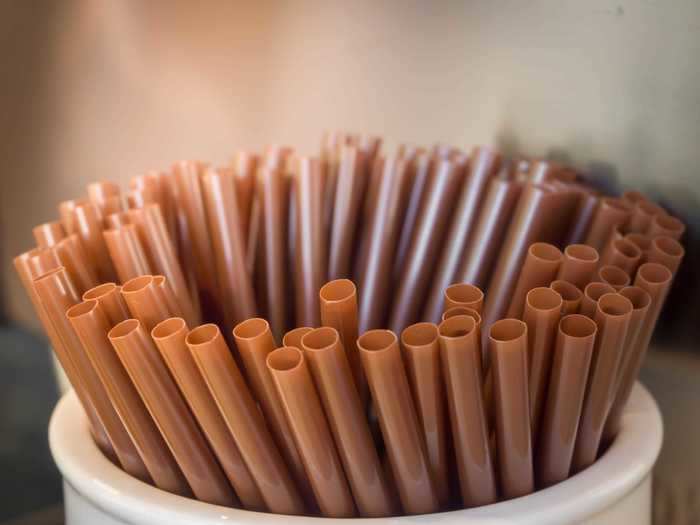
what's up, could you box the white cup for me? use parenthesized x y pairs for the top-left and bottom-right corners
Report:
(50, 383), (662, 525)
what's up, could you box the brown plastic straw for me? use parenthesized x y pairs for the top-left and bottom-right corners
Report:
(437, 316), (497, 507)
(563, 191), (599, 245)
(33, 267), (150, 482)
(583, 197), (632, 251)
(133, 204), (198, 326)
(201, 167), (257, 326)
(423, 147), (500, 322)
(537, 314), (596, 488)
(103, 224), (152, 283)
(257, 162), (289, 339)
(646, 236), (685, 275)
(282, 326), (313, 349)
(267, 347), (356, 518)
(301, 327), (397, 517)
(68, 300), (171, 488)
(232, 319), (312, 507)
(400, 323), (449, 506)
(603, 264), (672, 443)
(482, 184), (572, 333)
(599, 238), (642, 275)
(571, 293), (632, 473)
(109, 319), (232, 504)
(58, 198), (88, 234)
(14, 252), (117, 464)
(595, 264), (630, 291)
(52, 234), (99, 295)
(152, 319), (265, 510)
(87, 181), (121, 218)
(358, 330), (439, 514)
(580, 282), (616, 318)
(489, 318), (534, 499)
(627, 200), (665, 233)
(390, 159), (464, 332)
(232, 151), (259, 249)
(83, 283), (130, 326)
(105, 211), (131, 230)
(121, 275), (171, 332)
(187, 324), (305, 515)
(646, 213), (685, 240)
(33, 221), (66, 248)
(172, 161), (219, 317)
(73, 202), (117, 282)
(556, 244), (599, 290)
(292, 156), (326, 326)
(442, 305), (482, 322)
(457, 176), (523, 289)
(625, 232), (653, 255)
(393, 151), (431, 283)
(506, 242), (563, 319)
(442, 286), (483, 322)
(358, 155), (412, 332)
(319, 279), (367, 404)
(329, 146), (369, 280)
(523, 288), (562, 442)
(550, 280), (583, 315)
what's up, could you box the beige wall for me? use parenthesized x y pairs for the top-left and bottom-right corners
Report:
(3, 0), (699, 338)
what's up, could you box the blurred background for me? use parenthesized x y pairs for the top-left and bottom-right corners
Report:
(1, 1), (699, 523)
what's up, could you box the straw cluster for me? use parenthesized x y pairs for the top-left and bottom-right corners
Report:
(15, 132), (685, 517)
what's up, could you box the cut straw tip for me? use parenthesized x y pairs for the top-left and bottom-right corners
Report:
(233, 318), (270, 340)
(438, 315), (476, 338)
(526, 287), (563, 312)
(301, 326), (339, 352)
(401, 322), (438, 348)
(151, 317), (187, 340)
(83, 282), (119, 301)
(65, 299), (99, 319)
(489, 318), (527, 342)
(186, 324), (221, 347)
(108, 318), (140, 340)
(319, 279), (356, 303)
(559, 314), (597, 338)
(266, 346), (304, 373)
(121, 275), (155, 294)
(357, 330), (397, 353)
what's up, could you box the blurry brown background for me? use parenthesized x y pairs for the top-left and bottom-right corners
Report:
(1, 1), (699, 523)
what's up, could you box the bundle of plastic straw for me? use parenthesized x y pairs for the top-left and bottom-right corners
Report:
(16, 132), (684, 516)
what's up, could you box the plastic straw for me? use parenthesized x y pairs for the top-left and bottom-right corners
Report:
(646, 213), (685, 240)
(580, 282), (615, 318)
(443, 283), (484, 314)
(268, 347), (356, 518)
(438, 316), (497, 507)
(489, 319), (534, 499)
(58, 198), (88, 234)
(595, 264), (630, 291)
(599, 238), (642, 275)
(400, 323), (450, 506)
(73, 202), (117, 282)
(550, 280), (583, 315)
(358, 330), (439, 514)
(187, 324), (305, 515)
(646, 236), (685, 275)
(571, 293), (632, 472)
(87, 181), (121, 219)
(583, 197), (632, 251)
(563, 191), (599, 245)
(506, 242), (563, 319)
(121, 275), (171, 332)
(301, 327), (397, 517)
(627, 200), (665, 233)
(103, 224), (152, 283)
(556, 244), (599, 290)
(537, 314), (596, 487)
(33, 221), (66, 248)
(82, 283), (130, 326)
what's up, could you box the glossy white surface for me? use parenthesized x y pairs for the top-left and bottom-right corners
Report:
(50, 383), (662, 525)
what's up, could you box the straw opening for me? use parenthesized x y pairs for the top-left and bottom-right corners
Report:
(550, 280), (581, 301)
(267, 347), (303, 372)
(526, 287), (562, 311)
(357, 330), (396, 352)
(319, 279), (355, 303)
(439, 315), (476, 338)
(598, 293), (633, 316)
(83, 282), (118, 301)
(584, 282), (615, 302)
(152, 318), (186, 340)
(233, 318), (269, 340)
(108, 319), (139, 339)
(121, 275), (154, 293)
(401, 323), (438, 347)
(565, 244), (598, 263)
(619, 287), (651, 310)
(529, 242), (561, 262)
(599, 265), (630, 287)
(490, 318), (527, 342)
(186, 324), (220, 346)
(560, 315), (597, 338)
(443, 306), (481, 323)
(445, 283), (483, 304)
(637, 263), (672, 284)
(66, 300), (99, 319)
(302, 327), (339, 351)
(654, 214), (683, 232)
(653, 236), (684, 257)
(614, 239), (641, 259)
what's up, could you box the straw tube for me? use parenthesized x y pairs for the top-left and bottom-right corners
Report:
(186, 324), (305, 515)
(14, 253), (116, 464)
(580, 282), (616, 318)
(458, 176), (523, 289)
(389, 158), (464, 332)
(54, 234), (100, 295)
(572, 293), (632, 473)
(646, 213), (685, 240)
(33, 221), (66, 248)
(595, 265), (631, 291)
(32, 267), (150, 483)
(442, 305), (482, 323)
(121, 275), (171, 332)
(201, 168), (257, 326)
(627, 200), (665, 233)
(83, 283), (130, 326)
(319, 279), (367, 404)
(556, 244), (599, 290)
(443, 283), (485, 314)
(152, 318), (266, 510)
(438, 316), (497, 507)
(87, 180), (121, 219)
(67, 301), (172, 488)
(584, 197), (632, 251)
(267, 347), (356, 518)
(489, 318), (534, 499)
(73, 202), (117, 282)
(646, 236), (685, 275)
(603, 263), (672, 444)
(232, 319), (313, 509)
(293, 156), (327, 327)
(400, 323), (450, 506)
(563, 191), (599, 245)
(282, 326), (313, 349)
(231, 151), (259, 250)
(423, 147), (501, 323)
(58, 198), (88, 234)
(358, 330), (439, 514)
(103, 224), (152, 283)
(506, 243), (563, 319)
(537, 315), (596, 488)
(257, 162), (289, 339)
(522, 287), (563, 443)
(301, 327), (397, 517)
(599, 238), (642, 275)
(109, 319), (233, 505)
